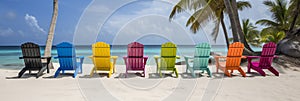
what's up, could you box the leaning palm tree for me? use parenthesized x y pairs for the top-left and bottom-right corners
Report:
(44, 0), (58, 69)
(169, 0), (251, 49)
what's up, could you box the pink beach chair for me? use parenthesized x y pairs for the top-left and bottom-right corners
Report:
(247, 42), (279, 76)
(123, 42), (148, 77)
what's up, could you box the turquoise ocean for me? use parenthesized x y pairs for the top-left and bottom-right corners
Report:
(0, 45), (261, 70)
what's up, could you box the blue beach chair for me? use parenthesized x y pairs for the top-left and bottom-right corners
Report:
(54, 42), (84, 78)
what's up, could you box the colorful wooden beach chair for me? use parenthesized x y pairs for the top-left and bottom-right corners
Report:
(214, 42), (246, 77)
(54, 42), (84, 78)
(184, 43), (212, 77)
(247, 42), (279, 76)
(89, 42), (118, 78)
(18, 42), (51, 78)
(154, 42), (180, 78)
(123, 42), (148, 77)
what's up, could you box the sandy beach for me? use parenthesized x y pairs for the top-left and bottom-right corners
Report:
(0, 63), (299, 101)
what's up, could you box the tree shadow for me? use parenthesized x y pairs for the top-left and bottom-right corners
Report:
(79, 73), (109, 78)
(42, 73), (74, 79)
(148, 72), (178, 79)
(114, 72), (144, 79)
(6, 73), (41, 79)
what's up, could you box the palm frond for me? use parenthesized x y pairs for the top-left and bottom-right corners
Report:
(256, 19), (279, 26)
(169, 0), (207, 20)
(237, 1), (252, 11)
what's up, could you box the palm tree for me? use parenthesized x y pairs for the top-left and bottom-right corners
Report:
(287, 0), (300, 36)
(169, 0), (251, 48)
(44, 0), (58, 69)
(256, 0), (289, 35)
(242, 19), (261, 47)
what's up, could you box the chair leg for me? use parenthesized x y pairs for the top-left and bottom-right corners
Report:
(206, 68), (212, 77)
(73, 68), (79, 78)
(268, 67), (279, 76)
(174, 68), (178, 78)
(18, 67), (27, 78)
(224, 69), (231, 77)
(90, 67), (95, 77)
(108, 66), (113, 78)
(80, 64), (83, 74)
(186, 66), (189, 73)
(237, 68), (246, 77)
(247, 63), (251, 73)
(190, 68), (196, 78)
(142, 70), (146, 77)
(159, 69), (163, 78)
(125, 69), (128, 78)
(216, 65), (219, 73)
(37, 67), (47, 78)
(54, 68), (62, 78)
(252, 67), (266, 76)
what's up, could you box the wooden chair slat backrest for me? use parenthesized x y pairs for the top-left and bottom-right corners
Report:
(21, 42), (42, 69)
(226, 42), (244, 67)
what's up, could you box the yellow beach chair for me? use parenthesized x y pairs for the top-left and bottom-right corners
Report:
(89, 42), (118, 78)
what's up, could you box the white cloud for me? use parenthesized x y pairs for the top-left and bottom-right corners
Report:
(24, 14), (46, 34)
(0, 28), (14, 36)
(6, 11), (16, 19)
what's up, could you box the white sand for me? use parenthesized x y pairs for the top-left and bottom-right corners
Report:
(1, 63), (299, 101)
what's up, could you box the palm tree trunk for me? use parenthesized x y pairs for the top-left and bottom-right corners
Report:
(220, 13), (229, 49)
(288, 0), (300, 36)
(44, 0), (58, 69)
(223, 0), (240, 42)
(231, 0), (254, 53)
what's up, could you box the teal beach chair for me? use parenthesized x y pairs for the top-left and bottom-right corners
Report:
(184, 43), (212, 77)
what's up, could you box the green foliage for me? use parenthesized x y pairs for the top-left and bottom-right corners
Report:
(242, 19), (262, 47)
(261, 31), (285, 44)
(169, 0), (251, 41)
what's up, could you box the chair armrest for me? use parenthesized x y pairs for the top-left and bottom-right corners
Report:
(111, 56), (118, 63)
(76, 56), (84, 59)
(184, 56), (193, 59)
(154, 55), (160, 59)
(241, 56), (247, 59)
(76, 56), (84, 63)
(214, 56), (226, 62)
(176, 55), (180, 59)
(209, 56), (214, 59)
(214, 56), (226, 59)
(53, 56), (59, 59)
(111, 56), (118, 59)
(88, 55), (93, 59)
(143, 56), (148, 65)
(274, 55), (279, 58)
(19, 57), (23, 59)
(41, 56), (52, 64)
(246, 56), (260, 59)
(123, 56), (128, 60)
(41, 56), (51, 59)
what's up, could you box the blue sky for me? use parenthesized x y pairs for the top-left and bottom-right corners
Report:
(0, 0), (272, 46)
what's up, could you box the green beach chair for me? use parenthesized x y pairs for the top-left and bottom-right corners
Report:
(154, 42), (180, 78)
(184, 43), (212, 77)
